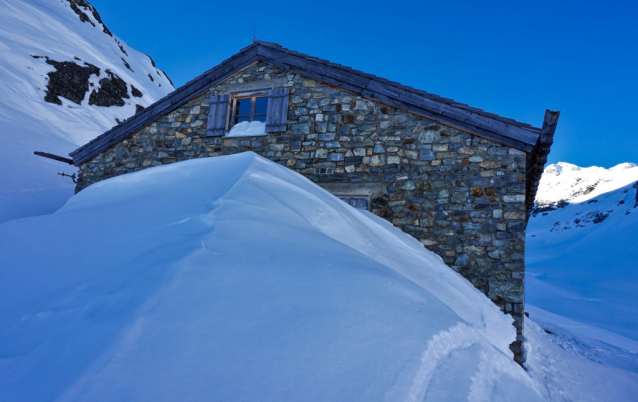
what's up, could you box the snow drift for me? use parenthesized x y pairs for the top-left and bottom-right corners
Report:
(0, 152), (542, 401)
(0, 0), (173, 223)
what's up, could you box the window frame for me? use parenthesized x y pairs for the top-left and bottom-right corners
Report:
(336, 194), (370, 210)
(229, 90), (269, 128)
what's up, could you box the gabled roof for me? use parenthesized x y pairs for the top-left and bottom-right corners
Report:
(70, 40), (549, 166)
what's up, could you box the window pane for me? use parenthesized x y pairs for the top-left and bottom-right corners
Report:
(236, 116), (250, 124)
(236, 98), (251, 116)
(339, 196), (368, 210)
(253, 115), (267, 122)
(254, 96), (268, 115)
(355, 198), (369, 209)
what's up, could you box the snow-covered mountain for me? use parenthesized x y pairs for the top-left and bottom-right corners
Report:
(0, 0), (174, 223)
(526, 162), (638, 343)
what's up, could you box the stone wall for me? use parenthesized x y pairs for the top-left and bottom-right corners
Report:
(77, 62), (528, 361)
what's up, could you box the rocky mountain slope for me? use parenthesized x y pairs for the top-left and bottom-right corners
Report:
(526, 162), (638, 342)
(0, 0), (173, 223)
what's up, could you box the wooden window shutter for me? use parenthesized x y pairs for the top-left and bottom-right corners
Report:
(265, 88), (290, 133)
(206, 94), (230, 137)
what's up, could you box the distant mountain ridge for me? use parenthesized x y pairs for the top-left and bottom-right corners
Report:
(532, 162), (638, 226)
(0, 0), (174, 223)
(526, 161), (638, 343)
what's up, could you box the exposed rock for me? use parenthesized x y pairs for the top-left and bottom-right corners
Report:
(158, 69), (173, 87)
(42, 58), (100, 105)
(148, 73), (154, 82)
(121, 57), (133, 72)
(89, 69), (129, 107)
(144, 53), (156, 67)
(531, 199), (569, 217)
(65, 0), (112, 36)
(135, 104), (145, 114)
(131, 85), (143, 98)
(117, 42), (128, 56)
(593, 211), (611, 224)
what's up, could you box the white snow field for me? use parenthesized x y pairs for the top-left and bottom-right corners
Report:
(0, 152), (541, 401)
(524, 161), (638, 401)
(525, 314), (638, 402)
(0, 0), (173, 224)
(1, 153), (637, 401)
(526, 162), (638, 342)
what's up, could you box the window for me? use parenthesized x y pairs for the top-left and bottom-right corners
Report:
(226, 94), (268, 138)
(232, 95), (268, 124)
(206, 88), (289, 137)
(339, 196), (369, 210)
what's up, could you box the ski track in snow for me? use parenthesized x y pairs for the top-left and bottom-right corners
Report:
(406, 324), (477, 402)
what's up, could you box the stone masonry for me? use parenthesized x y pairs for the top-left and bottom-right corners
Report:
(77, 62), (528, 362)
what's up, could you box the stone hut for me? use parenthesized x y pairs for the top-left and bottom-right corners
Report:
(68, 40), (560, 363)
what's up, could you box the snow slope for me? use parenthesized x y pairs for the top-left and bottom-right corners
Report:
(526, 162), (638, 342)
(0, 0), (173, 223)
(525, 315), (638, 402)
(0, 152), (543, 401)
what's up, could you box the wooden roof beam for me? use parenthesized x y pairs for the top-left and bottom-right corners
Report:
(525, 110), (561, 220)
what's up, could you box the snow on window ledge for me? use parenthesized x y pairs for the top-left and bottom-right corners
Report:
(225, 121), (266, 138)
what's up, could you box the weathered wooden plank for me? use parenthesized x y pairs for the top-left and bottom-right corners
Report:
(324, 66), (372, 89)
(206, 94), (230, 136)
(540, 110), (560, 146)
(34, 151), (74, 165)
(265, 87), (289, 133)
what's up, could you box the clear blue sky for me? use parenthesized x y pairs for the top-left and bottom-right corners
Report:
(91, 0), (637, 168)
